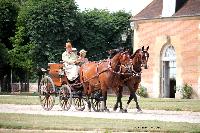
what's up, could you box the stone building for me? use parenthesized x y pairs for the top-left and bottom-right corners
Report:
(131, 0), (200, 98)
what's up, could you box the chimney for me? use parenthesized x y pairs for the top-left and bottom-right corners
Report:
(161, 0), (176, 17)
(175, 0), (188, 12)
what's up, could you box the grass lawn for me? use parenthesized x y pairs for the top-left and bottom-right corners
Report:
(0, 113), (200, 132)
(0, 94), (200, 112)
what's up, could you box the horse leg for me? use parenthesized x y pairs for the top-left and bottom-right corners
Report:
(83, 83), (91, 112)
(113, 99), (118, 111)
(113, 86), (123, 112)
(101, 90), (109, 112)
(113, 95), (120, 111)
(124, 91), (134, 113)
(133, 91), (142, 112)
(104, 92), (109, 112)
(133, 83), (142, 112)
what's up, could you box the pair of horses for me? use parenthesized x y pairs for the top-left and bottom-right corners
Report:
(79, 46), (149, 112)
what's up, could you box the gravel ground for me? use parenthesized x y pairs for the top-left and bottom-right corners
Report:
(0, 104), (200, 123)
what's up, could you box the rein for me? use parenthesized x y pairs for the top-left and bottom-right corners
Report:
(120, 61), (142, 83)
(74, 59), (130, 87)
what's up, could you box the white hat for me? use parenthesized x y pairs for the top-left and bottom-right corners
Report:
(79, 49), (87, 54)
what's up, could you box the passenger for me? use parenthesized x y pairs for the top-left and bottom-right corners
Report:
(62, 41), (79, 82)
(77, 49), (88, 66)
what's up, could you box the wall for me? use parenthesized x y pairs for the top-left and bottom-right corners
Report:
(133, 17), (200, 98)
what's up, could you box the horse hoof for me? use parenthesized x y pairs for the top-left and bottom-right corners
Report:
(105, 108), (110, 112)
(119, 109), (124, 113)
(123, 109), (128, 113)
(113, 107), (117, 111)
(137, 109), (142, 113)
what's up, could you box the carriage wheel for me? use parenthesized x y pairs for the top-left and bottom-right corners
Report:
(39, 76), (55, 111)
(73, 97), (85, 111)
(59, 84), (72, 111)
(91, 98), (102, 112)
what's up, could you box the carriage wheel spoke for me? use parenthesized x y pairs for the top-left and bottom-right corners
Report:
(43, 98), (47, 108)
(64, 100), (68, 109)
(59, 86), (72, 111)
(73, 97), (85, 111)
(61, 100), (64, 107)
(46, 97), (49, 109)
(76, 99), (79, 105)
(39, 76), (55, 111)
(61, 97), (69, 109)
(48, 96), (53, 108)
(78, 98), (82, 107)
(40, 96), (46, 102)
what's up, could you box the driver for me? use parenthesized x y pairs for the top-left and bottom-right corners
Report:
(62, 41), (79, 82)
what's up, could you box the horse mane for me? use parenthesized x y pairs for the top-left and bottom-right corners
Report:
(110, 49), (128, 71)
(131, 49), (141, 59)
(108, 47), (124, 58)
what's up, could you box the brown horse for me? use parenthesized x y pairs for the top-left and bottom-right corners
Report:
(113, 46), (149, 112)
(80, 49), (130, 111)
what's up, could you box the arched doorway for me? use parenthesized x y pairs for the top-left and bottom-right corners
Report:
(161, 45), (176, 98)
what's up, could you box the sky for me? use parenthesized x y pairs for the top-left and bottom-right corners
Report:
(75, 0), (153, 15)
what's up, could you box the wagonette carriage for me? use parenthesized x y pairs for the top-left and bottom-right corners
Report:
(38, 63), (103, 111)
(38, 46), (149, 112)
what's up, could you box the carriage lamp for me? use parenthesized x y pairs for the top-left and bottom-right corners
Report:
(58, 67), (65, 83)
(59, 68), (64, 76)
(130, 21), (135, 30)
(121, 32), (128, 43)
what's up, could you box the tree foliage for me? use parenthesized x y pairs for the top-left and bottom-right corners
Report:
(1, 0), (132, 90)
(0, 0), (19, 92)
(14, 0), (80, 68)
(79, 9), (132, 60)
(9, 26), (35, 71)
(0, 43), (9, 65)
(0, 0), (19, 49)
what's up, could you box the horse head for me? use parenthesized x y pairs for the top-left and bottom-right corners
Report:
(110, 49), (130, 72)
(131, 46), (149, 70)
(141, 46), (149, 69)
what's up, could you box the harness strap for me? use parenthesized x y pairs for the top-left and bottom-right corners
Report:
(73, 59), (140, 86)
(96, 62), (100, 76)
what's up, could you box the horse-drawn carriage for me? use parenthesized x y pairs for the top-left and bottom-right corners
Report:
(38, 63), (103, 111)
(38, 46), (149, 112)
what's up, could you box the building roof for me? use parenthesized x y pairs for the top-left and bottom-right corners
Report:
(174, 0), (200, 16)
(133, 0), (200, 20)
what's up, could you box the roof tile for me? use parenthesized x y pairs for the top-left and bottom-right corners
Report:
(133, 0), (200, 20)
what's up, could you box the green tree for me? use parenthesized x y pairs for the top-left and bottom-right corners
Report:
(9, 26), (35, 71)
(79, 9), (131, 60)
(0, 0), (19, 92)
(0, 44), (10, 90)
(0, 43), (9, 65)
(9, 0), (81, 89)
(0, 0), (19, 49)
(15, 0), (81, 68)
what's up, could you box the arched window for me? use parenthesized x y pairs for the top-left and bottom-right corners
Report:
(162, 45), (176, 61)
(162, 45), (176, 79)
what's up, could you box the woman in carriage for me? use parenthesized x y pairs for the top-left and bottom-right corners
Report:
(62, 41), (79, 82)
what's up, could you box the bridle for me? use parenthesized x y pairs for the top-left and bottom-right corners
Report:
(122, 46), (150, 82)
(141, 50), (149, 68)
(107, 51), (130, 75)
